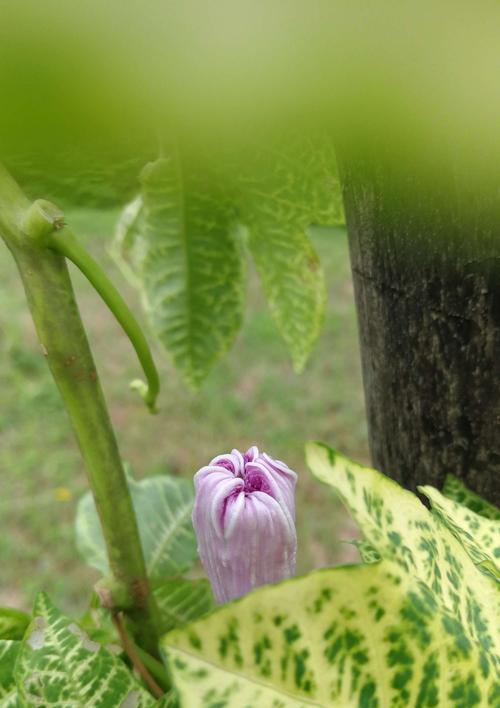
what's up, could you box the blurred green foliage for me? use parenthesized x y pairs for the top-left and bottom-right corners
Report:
(2, 2), (500, 195)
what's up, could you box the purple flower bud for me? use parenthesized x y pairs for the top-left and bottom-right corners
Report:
(192, 446), (297, 604)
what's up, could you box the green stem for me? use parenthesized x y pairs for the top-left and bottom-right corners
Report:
(133, 645), (170, 693)
(0, 165), (159, 656)
(50, 225), (159, 413)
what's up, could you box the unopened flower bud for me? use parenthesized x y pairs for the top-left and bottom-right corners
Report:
(192, 446), (297, 604)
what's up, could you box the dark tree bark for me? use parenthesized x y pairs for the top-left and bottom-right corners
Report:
(339, 149), (500, 505)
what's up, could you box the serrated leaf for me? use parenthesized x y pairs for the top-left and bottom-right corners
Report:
(111, 139), (344, 384)
(442, 475), (500, 521)
(76, 473), (197, 581)
(246, 227), (326, 373)
(241, 136), (343, 372)
(139, 155), (245, 388)
(0, 640), (19, 707)
(305, 443), (500, 658)
(0, 608), (30, 641)
(419, 485), (500, 582)
(15, 594), (155, 707)
(154, 579), (214, 635)
(162, 557), (498, 707)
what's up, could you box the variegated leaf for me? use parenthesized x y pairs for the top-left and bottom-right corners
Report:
(0, 608), (30, 641)
(305, 444), (500, 666)
(442, 475), (500, 521)
(419, 485), (500, 582)
(0, 640), (19, 707)
(154, 579), (214, 635)
(15, 594), (155, 707)
(352, 540), (381, 564)
(242, 136), (343, 372)
(139, 156), (245, 388)
(76, 473), (197, 581)
(162, 557), (498, 707)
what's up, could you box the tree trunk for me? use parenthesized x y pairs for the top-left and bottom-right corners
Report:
(340, 150), (500, 505)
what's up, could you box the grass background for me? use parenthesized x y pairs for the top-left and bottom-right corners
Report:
(0, 212), (368, 615)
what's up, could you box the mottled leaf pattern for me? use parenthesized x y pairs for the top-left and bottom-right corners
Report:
(306, 445), (499, 691)
(420, 485), (500, 582)
(161, 444), (499, 707)
(242, 138), (343, 372)
(162, 557), (498, 707)
(139, 156), (245, 388)
(154, 579), (214, 635)
(0, 640), (19, 707)
(0, 608), (30, 641)
(352, 540), (381, 564)
(76, 473), (197, 581)
(15, 594), (155, 707)
(442, 475), (500, 521)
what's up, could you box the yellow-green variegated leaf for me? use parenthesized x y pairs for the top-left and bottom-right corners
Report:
(0, 640), (19, 707)
(76, 473), (197, 581)
(352, 540), (381, 564)
(162, 558), (498, 707)
(154, 578), (214, 635)
(419, 485), (500, 582)
(305, 444), (500, 671)
(242, 136), (343, 373)
(15, 594), (155, 707)
(442, 475), (500, 521)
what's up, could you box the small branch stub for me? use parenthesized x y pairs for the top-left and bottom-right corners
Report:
(22, 199), (65, 245)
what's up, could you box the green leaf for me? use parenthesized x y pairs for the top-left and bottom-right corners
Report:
(155, 689), (180, 708)
(305, 444), (499, 664)
(76, 473), (197, 581)
(0, 640), (19, 707)
(138, 155), (245, 388)
(241, 137), (343, 372)
(0, 608), (30, 640)
(111, 139), (345, 385)
(352, 540), (381, 564)
(154, 579), (214, 635)
(442, 474), (500, 521)
(15, 594), (155, 707)
(419, 485), (500, 582)
(162, 557), (498, 707)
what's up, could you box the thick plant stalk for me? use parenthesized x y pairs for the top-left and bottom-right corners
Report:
(338, 147), (500, 505)
(0, 164), (159, 655)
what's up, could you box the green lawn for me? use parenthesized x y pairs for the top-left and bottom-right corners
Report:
(0, 212), (368, 614)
